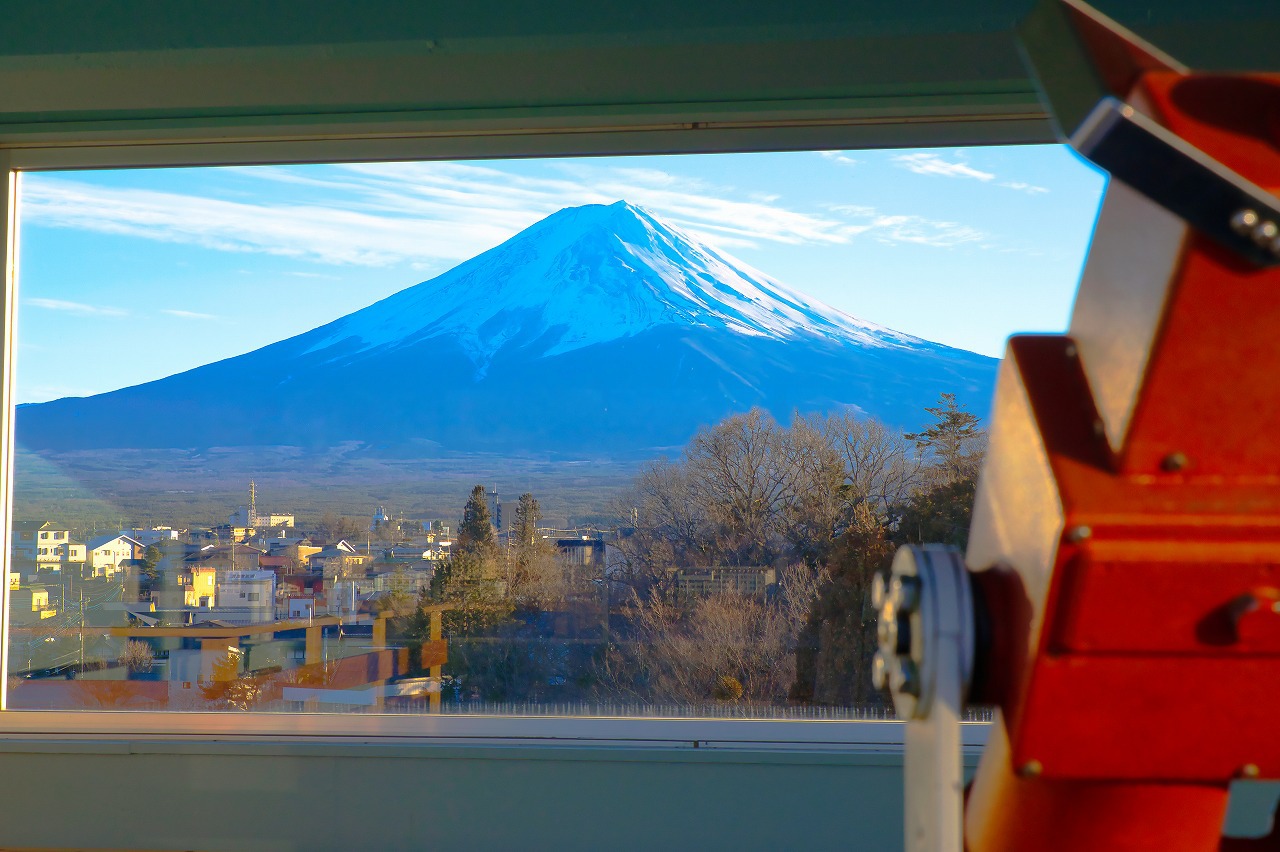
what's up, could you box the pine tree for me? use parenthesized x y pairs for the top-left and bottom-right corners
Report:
(513, 493), (541, 547)
(904, 392), (982, 483)
(428, 484), (511, 638)
(458, 484), (496, 555)
(895, 393), (986, 548)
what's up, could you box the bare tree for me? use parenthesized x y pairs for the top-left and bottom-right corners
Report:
(599, 562), (826, 705)
(118, 640), (154, 674)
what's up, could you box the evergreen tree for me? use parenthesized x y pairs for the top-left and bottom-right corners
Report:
(904, 392), (983, 483)
(894, 393), (986, 548)
(457, 484), (496, 555)
(427, 485), (511, 638)
(513, 493), (541, 547)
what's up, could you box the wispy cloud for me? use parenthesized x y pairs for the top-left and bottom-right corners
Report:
(286, 271), (340, 280)
(999, 180), (1049, 195)
(893, 152), (1050, 196)
(26, 298), (127, 317)
(819, 151), (859, 166)
(160, 309), (218, 320)
(893, 152), (995, 182)
(21, 157), (998, 272)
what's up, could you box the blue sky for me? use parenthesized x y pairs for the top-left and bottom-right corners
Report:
(15, 146), (1106, 404)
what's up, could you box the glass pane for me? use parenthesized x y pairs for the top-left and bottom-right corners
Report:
(7, 149), (1104, 714)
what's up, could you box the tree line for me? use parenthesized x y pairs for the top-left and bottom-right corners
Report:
(403, 393), (986, 709)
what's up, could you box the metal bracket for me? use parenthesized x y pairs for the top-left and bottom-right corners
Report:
(874, 544), (974, 852)
(1072, 98), (1280, 268)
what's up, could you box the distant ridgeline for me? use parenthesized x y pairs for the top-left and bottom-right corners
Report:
(17, 202), (996, 459)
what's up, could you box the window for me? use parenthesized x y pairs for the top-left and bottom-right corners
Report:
(4, 150), (1103, 723)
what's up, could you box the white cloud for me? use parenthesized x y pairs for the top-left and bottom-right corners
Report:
(893, 153), (1050, 196)
(822, 203), (877, 217)
(26, 298), (128, 317)
(999, 180), (1050, 195)
(867, 215), (985, 248)
(893, 152), (995, 181)
(160, 309), (218, 320)
(819, 151), (859, 166)
(21, 159), (998, 272)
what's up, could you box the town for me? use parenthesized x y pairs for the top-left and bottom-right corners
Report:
(6, 481), (628, 711)
(6, 400), (985, 715)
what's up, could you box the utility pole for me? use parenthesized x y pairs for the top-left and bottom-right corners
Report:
(79, 589), (85, 671)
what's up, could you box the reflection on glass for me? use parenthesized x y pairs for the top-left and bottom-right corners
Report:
(6, 151), (1101, 714)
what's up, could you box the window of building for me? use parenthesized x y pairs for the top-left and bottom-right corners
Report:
(3, 149), (1104, 724)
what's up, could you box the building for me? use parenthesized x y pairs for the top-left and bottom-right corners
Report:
(126, 527), (183, 545)
(229, 480), (295, 530)
(308, 541), (370, 578)
(86, 533), (144, 579)
(188, 543), (263, 572)
(556, 536), (605, 569)
(270, 542), (322, 572)
(180, 565), (218, 609)
(12, 522), (85, 572)
(9, 586), (57, 625)
(212, 570), (276, 625)
(674, 566), (778, 599)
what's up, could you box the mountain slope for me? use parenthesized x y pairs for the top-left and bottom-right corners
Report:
(17, 201), (998, 458)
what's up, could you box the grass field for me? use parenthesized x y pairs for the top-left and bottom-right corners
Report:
(13, 444), (644, 533)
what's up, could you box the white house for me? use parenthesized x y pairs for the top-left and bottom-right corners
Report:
(13, 521), (78, 567)
(86, 533), (143, 579)
(212, 570), (276, 625)
(126, 527), (182, 545)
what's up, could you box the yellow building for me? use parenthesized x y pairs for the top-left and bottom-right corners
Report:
(181, 566), (218, 609)
(10, 587), (57, 624)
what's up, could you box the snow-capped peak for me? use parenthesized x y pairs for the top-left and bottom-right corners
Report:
(302, 200), (917, 367)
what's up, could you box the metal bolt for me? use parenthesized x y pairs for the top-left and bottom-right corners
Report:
(1018, 759), (1044, 778)
(1253, 220), (1280, 247)
(1091, 419), (1106, 437)
(1161, 452), (1189, 473)
(889, 574), (922, 613)
(1231, 208), (1260, 236)
(877, 605), (898, 651)
(1066, 525), (1092, 543)
(871, 649), (889, 691)
(871, 573), (887, 609)
(1063, 343), (1078, 358)
(1241, 763), (1262, 779)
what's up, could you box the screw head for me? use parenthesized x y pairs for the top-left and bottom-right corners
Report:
(1253, 220), (1280, 247)
(871, 649), (889, 691)
(1018, 759), (1044, 778)
(1241, 763), (1262, 779)
(1231, 208), (1261, 235)
(871, 573), (887, 610)
(1066, 525), (1092, 544)
(876, 604), (898, 650)
(1063, 343), (1078, 358)
(1161, 452), (1189, 473)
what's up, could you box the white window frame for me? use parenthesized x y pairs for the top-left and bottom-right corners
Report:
(0, 124), (1006, 749)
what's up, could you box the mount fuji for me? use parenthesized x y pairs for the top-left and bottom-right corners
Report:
(17, 201), (997, 459)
